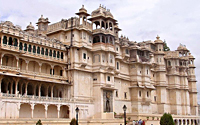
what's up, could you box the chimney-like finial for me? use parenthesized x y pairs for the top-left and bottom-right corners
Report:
(156, 35), (160, 40)
(82, 5), (84, 8)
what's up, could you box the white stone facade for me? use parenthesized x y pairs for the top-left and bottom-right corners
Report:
(0, 5), (199, 125)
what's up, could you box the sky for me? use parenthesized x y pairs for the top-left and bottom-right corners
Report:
(0, 0), (199, 103)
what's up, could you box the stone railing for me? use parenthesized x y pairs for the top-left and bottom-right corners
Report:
(1, 44), (19, 51)
(19, 50), (65, 63)
(0, 65), (20, 72)
(0, 93), (70, 103)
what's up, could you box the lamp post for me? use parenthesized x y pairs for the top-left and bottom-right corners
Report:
(123, 105), (127, 125)
(75, 107), (79, 125)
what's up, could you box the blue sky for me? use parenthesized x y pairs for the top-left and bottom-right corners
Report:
(0, 0), (199, 103)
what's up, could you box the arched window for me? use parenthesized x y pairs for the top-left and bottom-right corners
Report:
(14, 38), (18, 46)
(19, 42), (23, 50)
(41, 48), (44, 55)
(49, 50), (52, 57)
(37, 47), (40, 54)
(28, 45), (32, 52)
(93, 36), (100, 44)
(45, 49), (48, 56)
(24, 43), (27, 51)
(53, 50), (56, 57)
(33, 45), (36, 53)
(8, 37), (13, 45)
(57, 51), (60, 58)
(3, 36), (7, 44)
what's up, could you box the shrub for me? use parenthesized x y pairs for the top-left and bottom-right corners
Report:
(36, 119), (42, 125)
(70, 118), (77, 125)
(160, 113), (175, 125)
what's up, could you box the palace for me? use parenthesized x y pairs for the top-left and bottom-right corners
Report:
(0, 5), (199, 125)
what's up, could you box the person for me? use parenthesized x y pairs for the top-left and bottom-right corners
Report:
(132, 120), (136, 125)
(142, 120), (145, 125)
(138, 119), (142, 125)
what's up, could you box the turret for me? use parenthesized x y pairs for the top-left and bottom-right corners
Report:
(36, 15), (50, 34)
(25, 22), (35, 34)
(76, 5), (90, 25)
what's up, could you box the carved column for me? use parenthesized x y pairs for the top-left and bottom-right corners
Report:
(0, 53), (5, 66)
(25, 60), (29, 72)
(38, 84), (41, 98)
(57, 105), (60, 118)
(51, 85), (54, 98)
(39, 63), (42, 74)
(14, 78), (20, 96)
(31, 103), (35, 118)
(25, 82), (28, 96)
(45, 104), (48, 118)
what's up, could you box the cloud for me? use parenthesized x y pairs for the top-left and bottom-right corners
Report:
(0, 0), (199, 103)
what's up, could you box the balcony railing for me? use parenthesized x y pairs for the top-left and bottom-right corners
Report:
(0, 93), (70, 103)
(0, 65), (65, 80)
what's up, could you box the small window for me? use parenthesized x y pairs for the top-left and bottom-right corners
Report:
(60, 70), (63, 76)
(117, 62), (119, 70)
(41, 48), (44, 55)
(28, 45), (32, 52)
(57, 51), (60, 58)
(65, 36), (68, 39)
(124, 92), (127, 99)
(147, 91), (149, 97)
(154, 96), (157, 102)
(19, 42), (23, 50)
(61, 52), (63, 59)
(45, 49), (48, 56)
(153, 74), (154, 77)
(116, 47), (118, 51)
(116, 90), (118, 97)
(147, 70), (148, 74)
(125, 49), (129, 54)
(107, 76), (110, 81)
(139, 91), (141, 97)
(49, 50), (52, 56)
(83, 53), (86, 59)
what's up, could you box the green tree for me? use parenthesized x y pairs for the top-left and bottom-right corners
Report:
(70, 118), (77, 125)
(36, 119), (42, 125)
(160, 113), (175, 125)
(163, 40), (170, 51)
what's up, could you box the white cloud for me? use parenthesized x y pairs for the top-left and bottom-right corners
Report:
(0, 0), (199, 103)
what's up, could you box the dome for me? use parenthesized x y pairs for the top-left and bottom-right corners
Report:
(76, 5), (90, 16)
(154, 35), (163, 43)
(188, 52), (194, 59)
(177, 44), (189, 51)
(26, 22), (35, 30)
(91, 4), (113, 18)
(38, 15), (45, 22)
